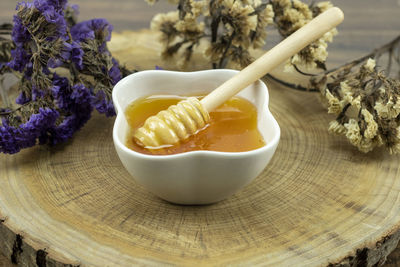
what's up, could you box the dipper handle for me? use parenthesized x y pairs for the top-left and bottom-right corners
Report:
(200, 7), (344, 111)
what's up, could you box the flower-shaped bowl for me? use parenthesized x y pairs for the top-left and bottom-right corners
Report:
(112, 69), (280, 204)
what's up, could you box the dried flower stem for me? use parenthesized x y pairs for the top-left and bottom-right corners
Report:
(268, 35), (400, 92)
(266, 73), (314, 91)
(326, 35), (400, 78)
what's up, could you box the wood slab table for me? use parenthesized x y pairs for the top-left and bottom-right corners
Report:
(1, 1), (400, 266)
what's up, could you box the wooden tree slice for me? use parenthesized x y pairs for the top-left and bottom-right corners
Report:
(1, 30), (400, 266)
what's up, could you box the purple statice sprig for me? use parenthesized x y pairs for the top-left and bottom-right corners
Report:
(0, 0), (128, 154)
(0, 107), (59, 154)
(71, 18), (121, 116)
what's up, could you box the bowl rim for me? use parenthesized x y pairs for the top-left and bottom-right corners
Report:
(112, 69), (281, 160)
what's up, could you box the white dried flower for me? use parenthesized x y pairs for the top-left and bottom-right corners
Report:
(224, 1), (257, 46)
(351, 95), (362, 111)
(374, 98), (400, 119)
(251, 3), (274, 48)
(271, 0), (337, 71)
(310, 39), (328, 62)
(325, 89), (342, 114)
(151, 11), (180, 46)
(292, 0), (312, 20)
(175, 15), (205, 37)
(362, 109), (378, 139)
(357, 139), (374, 153)
(394, 97), (400, 113)
(322, 28), (337, 42)
(275, 0), (291, 8)
(191, 0), (207, 17)
(151, 11), (179, 31)
(340, 81), (354, 103)
(344, 119), (361, 146)
(328, 120), (346, 135)
(283, 59), (296, 73)
(363, 58), (376, 72)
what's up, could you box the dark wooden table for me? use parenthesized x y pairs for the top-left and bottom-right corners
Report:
(0, 0), (400, 266)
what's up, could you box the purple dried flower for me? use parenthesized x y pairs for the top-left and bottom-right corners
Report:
(47, 53), (67, 69)
(109, 58), (122, 85)
(24, 62), (33, 78)
(46, 0), (68, 11)
(32, 87), (46, 101)
(16, 1), (35, 10)
(70, 18), (113, 42)
(11, 15), (31, 45)
(92, 90), (115, 117)
(47, 41), (83, 69)
(23, 107), (59, 134)
(48, 114), (76, 144)
(70, 41), (84, 69)
(49, 96), (91, 145)
(48, 82), (93, 144)
(51, 74), (70, 109)
(23, 107), (59, 146)
(16, 92), (31, 105)
(0, 108), (59, 154)
(8, 47), (30, 72)
(70, 83), (92, 105)
(52, 78), (93, 114)
(33, 0), (68, 39)
(70, 22), (94, 41)
(0, 122), (21, 154)
(64, 84), (93, 131)
(69, 4), (79, 15)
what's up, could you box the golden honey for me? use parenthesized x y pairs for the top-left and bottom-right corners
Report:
(125, 95), (266, 155)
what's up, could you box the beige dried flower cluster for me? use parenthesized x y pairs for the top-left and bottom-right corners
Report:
(150, 0), (207, 68)
(148, 0), (337, 71)
(205, 0), (275, 68)
(148, 0), (276, 69)
(317, 58), (400, 154)
(271, 0), (337, 72)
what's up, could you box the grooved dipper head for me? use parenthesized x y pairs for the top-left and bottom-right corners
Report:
(133, 97), (210, 148)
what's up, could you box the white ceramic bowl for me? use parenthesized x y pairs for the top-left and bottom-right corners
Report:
(112, 69), (280, 205)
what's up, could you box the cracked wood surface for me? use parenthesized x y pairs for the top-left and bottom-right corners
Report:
(1, 0), (400, 266)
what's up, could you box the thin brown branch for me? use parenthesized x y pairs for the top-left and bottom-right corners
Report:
(293, 64), (318, 76)
(325, 35), (400, 77)
(266, 74), (318, 92)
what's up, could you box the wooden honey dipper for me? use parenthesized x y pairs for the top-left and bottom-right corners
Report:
(134, 7), (344, 148)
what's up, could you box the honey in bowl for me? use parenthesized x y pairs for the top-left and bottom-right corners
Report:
(125, 95), (266, 155)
